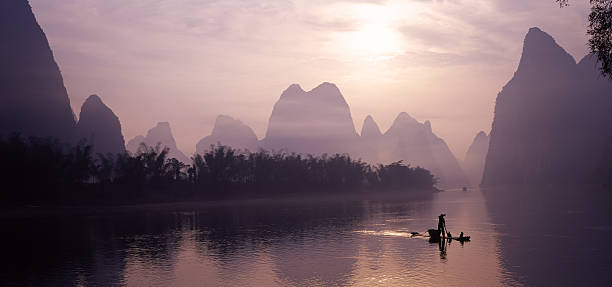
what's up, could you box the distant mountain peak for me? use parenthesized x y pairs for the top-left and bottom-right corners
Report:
(145, 121), (178, 148)
(155, 122), (171, 129)
(264, 82), (358, 154)
(76, 94), (125, 155)
(215, 114), (239, 125)
(129, 122), (189, 163)
(393, 112), (418, 126)
(83, 94), (103, 105)
(210, 115), (256, 138)
(475, 130), (487, 139)
(310, 82), (348, 106)
(379, 111), (468, 187)
(526, 27), (545, 36)
(312, 82), (340, 94)
(524, 27), (554, 45)
(469, 131), (490, 149)
(318, 81), (336, 87)
(280, 84), (305, 99)
(384, 112), (427, 138)
(361, 115), (382, 138)
(80, 94), (108, 114)
(196, 114), (258, 154)
(279, 82), (345, 103)
(517, 27), (576, 73)
(464, 130), (490, 186)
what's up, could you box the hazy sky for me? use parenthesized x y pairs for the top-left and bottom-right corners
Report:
(29, 0), (590, 158)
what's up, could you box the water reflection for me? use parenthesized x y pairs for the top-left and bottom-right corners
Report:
(343, 191), (514, 286)
(1, 191), (522, 286)
(483, 186), (612, 286)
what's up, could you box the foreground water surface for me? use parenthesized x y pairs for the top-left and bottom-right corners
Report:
(1, 187), (611, 286)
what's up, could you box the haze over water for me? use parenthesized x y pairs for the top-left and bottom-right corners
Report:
(3, 188), (610, 286)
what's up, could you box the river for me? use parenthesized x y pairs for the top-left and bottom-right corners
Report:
(1, 187), (611, 286)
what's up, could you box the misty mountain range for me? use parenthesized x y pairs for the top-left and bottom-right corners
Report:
(2, 0), (611, 188)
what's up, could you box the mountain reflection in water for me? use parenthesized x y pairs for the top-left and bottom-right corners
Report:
(2, 188), (609, 286)
(483, 186), (612, 286)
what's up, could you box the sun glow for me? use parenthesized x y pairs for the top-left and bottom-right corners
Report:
(351, 23), (403, 59)
(326, 3), (411, 61)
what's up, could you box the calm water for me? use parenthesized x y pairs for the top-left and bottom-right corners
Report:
(1, 188), (611, 286)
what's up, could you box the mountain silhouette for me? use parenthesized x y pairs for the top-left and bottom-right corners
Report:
(196, 115), (259, 154)
(463, 131), (489, 186)
(75, 95), (126, 155)
(378, 113), (467, 187)
(0, 0), (75, 141)
(127, 122), (190, 163)
(262, 83), (359, 154)
(482, 27), (612, 185)
(358, 115), (384, 163)
(361, 115), (383, 138)
(261, 83), (466, 187)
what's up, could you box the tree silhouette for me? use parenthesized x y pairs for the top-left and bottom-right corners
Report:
(165, 158), (187, 181)
(0, 134), (94, 204)
(94, 153), (115, 184)
(0, 138), (438, 206)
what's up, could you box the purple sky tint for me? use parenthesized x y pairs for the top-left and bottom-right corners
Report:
(29, 0), (590, 157)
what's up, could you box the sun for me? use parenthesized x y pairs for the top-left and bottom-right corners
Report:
(330, 3), (406, 60)
(351, 23), (403, 58)
(323, 2), (420, 63)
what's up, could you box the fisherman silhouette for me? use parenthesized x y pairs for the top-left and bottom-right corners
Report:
(438, 214), (447, 238)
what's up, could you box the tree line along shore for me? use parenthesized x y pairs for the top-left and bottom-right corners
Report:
(0, 134), (438, 207)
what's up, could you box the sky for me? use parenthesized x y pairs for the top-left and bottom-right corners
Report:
(29, 0), (591, 158)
